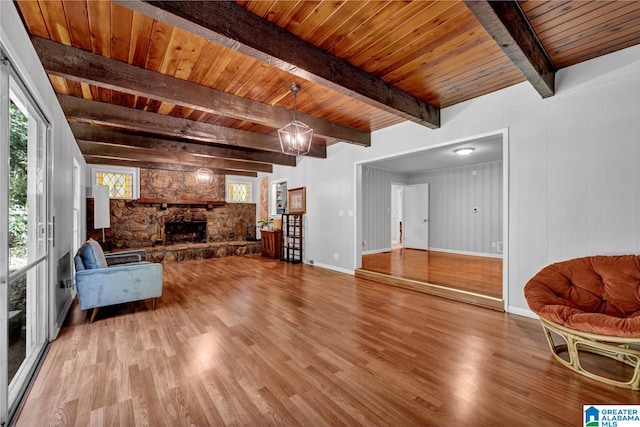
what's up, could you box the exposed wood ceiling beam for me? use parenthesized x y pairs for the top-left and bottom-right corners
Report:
(464, 0), (555, 98)
(58, 95), (327, 159)
(33, 36), (369, 147)
(114, 0), (440, 129)
(78, 140), (273, 174)
(70, 123), (296, 167)
(84, 156), (257, 177)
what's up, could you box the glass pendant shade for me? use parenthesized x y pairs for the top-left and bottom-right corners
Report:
(195, 167), (214, 185)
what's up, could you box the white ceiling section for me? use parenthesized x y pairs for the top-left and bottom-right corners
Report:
(365, 135), (503, 174)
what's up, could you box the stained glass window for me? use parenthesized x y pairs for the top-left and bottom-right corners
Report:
(96, 172), (132, 198)
(92, 166), (139, 199)
(228, 182), (251, 203)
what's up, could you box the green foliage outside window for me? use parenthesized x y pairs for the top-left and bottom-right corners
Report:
(9, 102), (28, 262)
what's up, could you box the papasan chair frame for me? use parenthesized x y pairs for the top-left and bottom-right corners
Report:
(539, 316), (640, 390)
(525, 255), (640, 390)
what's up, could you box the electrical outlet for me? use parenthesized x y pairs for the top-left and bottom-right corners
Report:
(309, 259), (314, 265)
(362, 240), (366, 247)
(492, 242), (496, 248)
(333, 253), (339, 260)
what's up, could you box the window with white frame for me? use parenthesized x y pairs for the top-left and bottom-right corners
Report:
(91, 165), (140, 199)
(227, 180), (252, 203)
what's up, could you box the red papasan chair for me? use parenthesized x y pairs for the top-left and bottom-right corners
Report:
(525, 255), (640, 390)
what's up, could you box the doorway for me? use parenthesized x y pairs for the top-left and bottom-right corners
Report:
(355, 130), (508, 310)
(390, 184), (404, 250)
(1, 54), (50, 423)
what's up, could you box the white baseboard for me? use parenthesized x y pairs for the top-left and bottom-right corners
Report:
(308, 261), (354, 276)
(507, 306), (537, 319)
(428, 247), (503, 259)
(362, 248), (392, 255)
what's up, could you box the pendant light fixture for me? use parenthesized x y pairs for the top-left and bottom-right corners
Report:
(195, 167), (214, 185)
(278, 84), (313, 156)
(194, 157), (214, 185)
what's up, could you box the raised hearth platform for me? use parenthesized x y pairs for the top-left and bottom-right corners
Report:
(143, 241), (261, 263)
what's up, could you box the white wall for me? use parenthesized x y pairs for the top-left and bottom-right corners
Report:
(361, 166), (407, 253)
(408, 161), (503, 255)
(267, 43), (640, 315)
(1, 2), (87, 338)
(259, 143), (359, 273)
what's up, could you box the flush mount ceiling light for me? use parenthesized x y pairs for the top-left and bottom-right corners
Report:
(278, 83), (313, 156)
(454, 147), (475, 156)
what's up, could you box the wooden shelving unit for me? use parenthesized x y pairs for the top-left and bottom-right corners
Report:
(280, 214), (303, 264)
(275, 183), (287, 215)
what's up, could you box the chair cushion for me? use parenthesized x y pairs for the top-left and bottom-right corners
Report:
(78, 238), (108, 269)
(525, 255), (640, 338)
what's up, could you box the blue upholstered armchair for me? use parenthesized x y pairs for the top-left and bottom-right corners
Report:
(74, 239), (163, 323)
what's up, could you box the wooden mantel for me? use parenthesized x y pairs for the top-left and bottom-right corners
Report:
(136, 198), (226, 210)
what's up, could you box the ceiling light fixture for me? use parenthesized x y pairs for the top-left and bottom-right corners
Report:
(194, 157), (214, 185)
(195, 167), (214, 185)
(454, 147), (475, 156)
(278, 84), (313, 156)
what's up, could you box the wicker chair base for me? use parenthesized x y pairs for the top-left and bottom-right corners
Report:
(540, 317), (640, 390)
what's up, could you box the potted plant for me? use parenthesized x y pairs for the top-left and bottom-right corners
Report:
(257, 218), (273, 231)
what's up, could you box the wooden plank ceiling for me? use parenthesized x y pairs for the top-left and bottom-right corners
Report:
(14, 0), (640, 176)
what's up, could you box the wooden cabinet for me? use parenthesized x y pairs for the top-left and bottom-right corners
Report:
(260, 230), (282, 259)
(281, 214), (303, 264)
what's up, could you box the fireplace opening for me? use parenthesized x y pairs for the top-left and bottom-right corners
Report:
(164, 221), (207, 245)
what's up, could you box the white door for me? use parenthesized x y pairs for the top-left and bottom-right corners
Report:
(404, 183), (429, 250)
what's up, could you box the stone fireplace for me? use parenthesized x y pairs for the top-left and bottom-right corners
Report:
(86, 168), (260, 262)
(86, 201), (258, 250)
(164, 221), (207, 245)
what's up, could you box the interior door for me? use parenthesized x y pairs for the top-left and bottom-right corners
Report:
(404, 183), (429, 250)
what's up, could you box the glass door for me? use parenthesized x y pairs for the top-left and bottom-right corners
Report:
(1, 56), (49, 423)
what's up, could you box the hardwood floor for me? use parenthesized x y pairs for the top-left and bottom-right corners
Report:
(361, 249), (502, 297)
(15, 255), (640, 426)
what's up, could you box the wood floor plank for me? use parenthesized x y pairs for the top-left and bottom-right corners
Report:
(202, 368), (252, 426)
(14, 254), (640, 426)
(362, 249), (502, 297)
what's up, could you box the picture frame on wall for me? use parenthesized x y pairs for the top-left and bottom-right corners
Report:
(287, 187), (306, 214)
